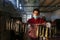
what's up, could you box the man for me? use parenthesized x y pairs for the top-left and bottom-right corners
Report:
(27, 8), (46, 40)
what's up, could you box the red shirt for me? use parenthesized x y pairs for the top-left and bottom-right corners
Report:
(27, 18), (45, 24)
(27, 18), (45, 38)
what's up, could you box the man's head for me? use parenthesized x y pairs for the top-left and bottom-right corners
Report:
(32, 8), (40, 19)
(33, 8), (40, 16)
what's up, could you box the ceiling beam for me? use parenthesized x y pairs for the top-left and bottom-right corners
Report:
(39, 0), (46, 7)
(50, 0), (60, 6)
(46, 0), (56, 7)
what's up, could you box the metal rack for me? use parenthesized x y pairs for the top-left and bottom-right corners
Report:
(23, 24), (56, 40)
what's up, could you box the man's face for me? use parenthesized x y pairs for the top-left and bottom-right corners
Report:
(33, 11), (39, 16)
